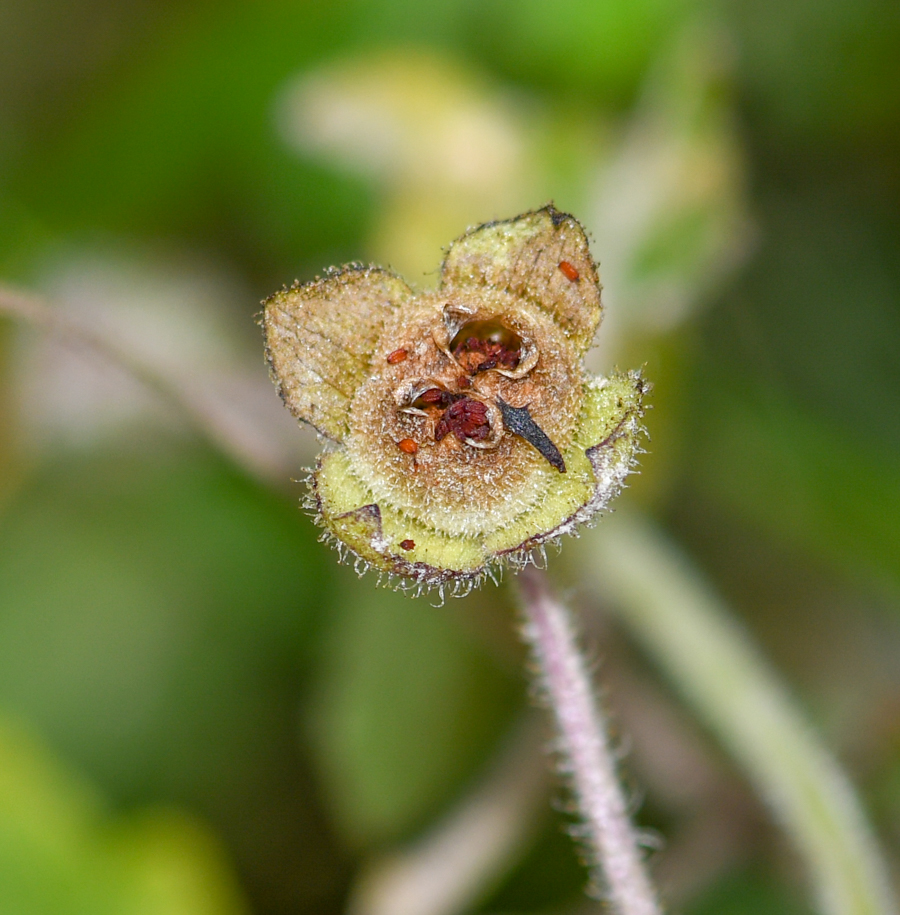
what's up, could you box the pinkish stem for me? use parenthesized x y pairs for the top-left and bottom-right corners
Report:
(518, 565), (661, 915)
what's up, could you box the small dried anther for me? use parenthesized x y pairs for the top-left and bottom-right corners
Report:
(262, 204), (648, 592)
(497, 398), (566, 473)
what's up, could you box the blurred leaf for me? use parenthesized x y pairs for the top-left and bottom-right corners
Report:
(0, 442), (346, 911)
(308, 582), (521, 847)
(707, 184), (900, 453)
(728, 0), (900, 146)
(0, 322), (18, 506)
(587, 23), (750, 349)
(0, 443), (325, 792)
(277, 47), (551, 280)
(692, 381), (900, 600)
(0, 713), (247, 915)
(687, 868), (811, 915)
(873, 752), (900, 862)
(681, 180), (900, 601)
(467, 0), (708, 106)
(473, 813), (586, 913)
(0, 1), (375, 281)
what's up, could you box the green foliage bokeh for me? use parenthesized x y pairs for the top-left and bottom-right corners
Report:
(1, 1), (898, 913)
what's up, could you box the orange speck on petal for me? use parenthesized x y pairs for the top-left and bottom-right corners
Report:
(558, 260), (580, 282)
(397, 438), (418, 454)
(387, 348), (408, 364)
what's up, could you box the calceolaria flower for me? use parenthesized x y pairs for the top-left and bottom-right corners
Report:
(263, 205), (647, 594)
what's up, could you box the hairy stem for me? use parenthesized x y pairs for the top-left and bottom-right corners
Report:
(518, 565), (662, 915)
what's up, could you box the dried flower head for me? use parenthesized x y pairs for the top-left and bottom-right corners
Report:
(263, 205), (647, 594)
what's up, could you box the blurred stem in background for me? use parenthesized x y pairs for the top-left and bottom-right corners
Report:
(581, 514), (899, 915)
(0, 282), (301, 485)
(344, 712), (551, 915)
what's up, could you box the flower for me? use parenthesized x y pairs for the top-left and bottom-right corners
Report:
(263, 205), (647, 595)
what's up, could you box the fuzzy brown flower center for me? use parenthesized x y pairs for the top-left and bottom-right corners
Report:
(401, 316), (572, 462)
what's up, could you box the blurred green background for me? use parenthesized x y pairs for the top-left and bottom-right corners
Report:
(1, 1), (898, 913)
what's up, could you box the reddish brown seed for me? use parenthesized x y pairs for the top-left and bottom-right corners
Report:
(558, 260), (580, 282)
(397, 438), (418, 454)
(400, 539), (415, 551)
(418, 388), (446, 404)
(386, 348), (408, 364)
(450, 320), (523, 375)
(434, 397), (490, 443)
